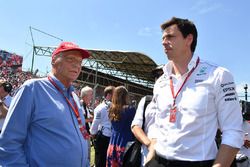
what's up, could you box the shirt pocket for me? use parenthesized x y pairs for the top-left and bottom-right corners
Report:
(180, 86), (208, 113)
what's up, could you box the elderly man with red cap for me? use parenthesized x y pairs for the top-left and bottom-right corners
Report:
(0, 42), (90, 167)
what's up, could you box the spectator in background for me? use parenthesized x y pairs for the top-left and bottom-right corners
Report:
(0, 41), (90, 166)
(80, 85), (94, 163)
(81, 85), (94, 134)
(131, 66), (163, 166)
(0, 80), (12, 132)
(106, 86), (136, 167)
(90, 85), (115, 167)
(93, 96), (102, 109)
(0, 70), (36, 95)
(236, 119), (250, 167)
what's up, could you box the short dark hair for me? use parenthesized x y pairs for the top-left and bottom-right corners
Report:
(152, 65), (163, 80)
(104, 86), (115, 97)
(0, 80), (12, 93)
(161, 17), (198, 52)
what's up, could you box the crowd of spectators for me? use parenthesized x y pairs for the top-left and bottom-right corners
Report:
(0, 68), (102, 106)
(0, 49), (38, 95)
(0, 50), (23, 68)
(0, 69), (39, 96)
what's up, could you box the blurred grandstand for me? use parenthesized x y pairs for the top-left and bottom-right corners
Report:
(12, 27), (158, 104)
(1, 44), (158, 104)
(32, 44), (158, 103)
(0, 27), (161, 105)
(3, 27), (249, 107)
(2, 45), (250, 116)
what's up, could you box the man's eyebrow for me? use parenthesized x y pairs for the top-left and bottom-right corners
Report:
(162, 34), (175, 39)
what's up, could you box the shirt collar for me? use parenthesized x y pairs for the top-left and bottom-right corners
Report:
(48, 73), (75, 93)
(163, 54), (199, 76)
(188, 54), (199, 71)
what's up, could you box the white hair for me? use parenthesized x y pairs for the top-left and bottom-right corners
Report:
(80, 86), (93, 98)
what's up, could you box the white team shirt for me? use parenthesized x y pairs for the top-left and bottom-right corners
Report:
(150, 55), (244, 161)
(90, 100), (111, 137)
(131, 96), (157, 165)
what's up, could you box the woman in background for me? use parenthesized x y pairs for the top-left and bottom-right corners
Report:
(106, 86), (136, 167)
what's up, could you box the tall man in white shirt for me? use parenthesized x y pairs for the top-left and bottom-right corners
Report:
(90, 85), (114, 167)
(146, 17), (244, 167)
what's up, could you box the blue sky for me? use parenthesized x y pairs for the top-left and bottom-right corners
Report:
(0, 0), (249, 98)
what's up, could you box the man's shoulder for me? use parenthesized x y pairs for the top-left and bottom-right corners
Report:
(199, 59), (229, 72)
(199, 59), (218, 69)
(145, 95), (153, 101)
(94, 102), (108, 112)
(197, 59), (233, 77)
(22, 77), (48, 86)
(14, 77), (49, 95)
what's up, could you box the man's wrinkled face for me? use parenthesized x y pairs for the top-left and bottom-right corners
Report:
(83, 90), (93, 106)
(52, 50), (83, 85)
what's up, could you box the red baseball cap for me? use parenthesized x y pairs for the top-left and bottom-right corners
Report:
(52, 42), (90, 59)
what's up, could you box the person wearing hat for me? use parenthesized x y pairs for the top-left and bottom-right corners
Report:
(0, 42), (90, 167)
(0, 80), (13, 132)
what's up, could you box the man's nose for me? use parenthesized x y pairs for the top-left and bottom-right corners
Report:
(162, 38), (169, 46)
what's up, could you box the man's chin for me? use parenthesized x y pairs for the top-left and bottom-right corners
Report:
(166, 54), (173, 60)
(68, 75), (78, 82)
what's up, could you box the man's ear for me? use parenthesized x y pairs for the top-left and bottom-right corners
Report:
(186, 34), (193, 47)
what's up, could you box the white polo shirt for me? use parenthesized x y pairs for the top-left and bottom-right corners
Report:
(150, 55), (244, 161)
(131, 96), (156, 136)
(90, 100), (111, 137)
(131, 96), (157, 165)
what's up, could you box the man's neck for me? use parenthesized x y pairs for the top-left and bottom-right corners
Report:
(171, 52), (193, 76)
(52, 72), (71, 88)
(172, 62), (188, 77)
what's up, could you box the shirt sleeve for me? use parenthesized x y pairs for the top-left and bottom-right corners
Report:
(145, 95), (160, 139)
(90, 105), (103, 135)
(131, 96), (146, 128)
(0, 82), (33, 166)
(214, 68), (244, 148)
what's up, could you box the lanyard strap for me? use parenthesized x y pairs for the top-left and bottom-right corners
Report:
(170, 57), (200, 106)
(48, 76), (90, 139)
